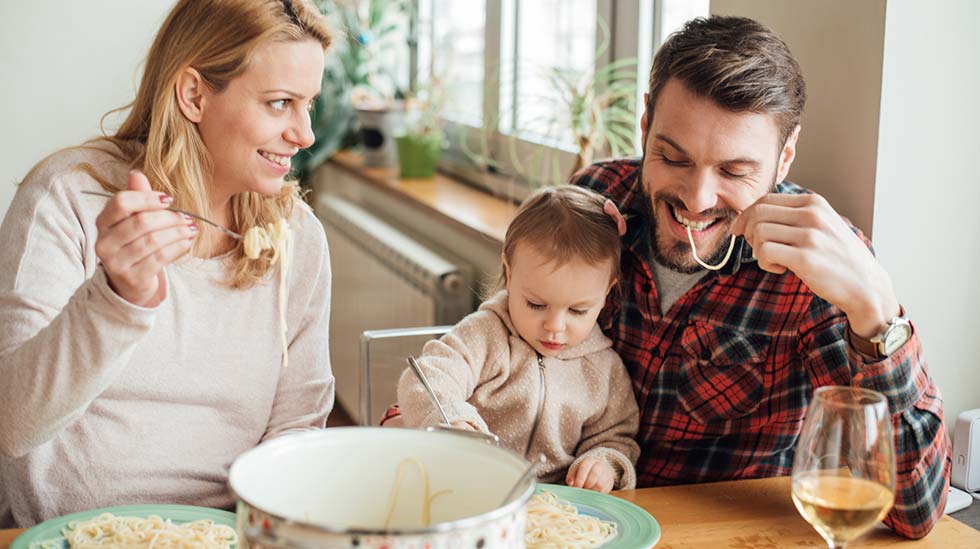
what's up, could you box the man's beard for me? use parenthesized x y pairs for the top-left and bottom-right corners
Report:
(637, 164), (739, 274)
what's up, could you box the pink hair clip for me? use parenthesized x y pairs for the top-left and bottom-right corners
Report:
(603, 199), (627, 236)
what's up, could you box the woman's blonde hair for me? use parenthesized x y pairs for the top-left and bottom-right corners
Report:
(495, 185), (622, 295)
(77, 0), (330, 288)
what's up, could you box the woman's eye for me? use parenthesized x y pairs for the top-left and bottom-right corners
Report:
(269, 99), (289, 111)
(306, 101), (316, 113)
(526, 301), (546, 310)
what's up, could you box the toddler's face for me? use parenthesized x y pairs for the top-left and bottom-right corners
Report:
(505, 242), (613, 358)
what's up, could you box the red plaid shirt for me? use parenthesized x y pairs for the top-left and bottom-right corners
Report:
(574, 159), (951, 539)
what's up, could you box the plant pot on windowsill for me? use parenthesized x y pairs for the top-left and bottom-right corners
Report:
(395, 132), (442, 179)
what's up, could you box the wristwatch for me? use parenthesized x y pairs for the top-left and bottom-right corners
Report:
(848, 306), (913, 360)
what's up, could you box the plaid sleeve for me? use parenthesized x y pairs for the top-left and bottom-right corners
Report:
(852, 331), (951, 539)
(801, 297), (951, 539)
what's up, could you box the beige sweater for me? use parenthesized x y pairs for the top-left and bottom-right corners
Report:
(0, 146), (334, 527)
(397, 291), (639, 489)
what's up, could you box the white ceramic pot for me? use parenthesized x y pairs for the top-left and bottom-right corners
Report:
(229, 427), (534, 548)
(355, 108), (402, 167)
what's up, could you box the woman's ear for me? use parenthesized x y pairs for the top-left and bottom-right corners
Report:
(175, 67), (206, 123)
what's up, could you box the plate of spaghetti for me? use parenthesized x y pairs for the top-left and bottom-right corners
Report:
(526, 484), (659, 549)
(11, 504), (237, 549)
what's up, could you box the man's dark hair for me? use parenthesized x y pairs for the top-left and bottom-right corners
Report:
(646, 16), (807, 145)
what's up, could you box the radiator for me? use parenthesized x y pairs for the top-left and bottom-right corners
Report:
(316, 194), (473, 423)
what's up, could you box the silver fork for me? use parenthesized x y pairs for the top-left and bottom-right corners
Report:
(80, 190), (243, 240)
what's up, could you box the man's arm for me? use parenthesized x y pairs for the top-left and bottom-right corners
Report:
(736, 190), (950, 538)
(850, 326), (951, 538)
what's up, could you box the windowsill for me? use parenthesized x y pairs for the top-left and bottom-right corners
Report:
(327, 150), (518, 245)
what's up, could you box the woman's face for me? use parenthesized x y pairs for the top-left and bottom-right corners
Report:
(197, 38), (324, 201)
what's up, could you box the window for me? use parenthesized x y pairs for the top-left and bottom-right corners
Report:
(411, 0), (709, 194)
(500, 0), (596, 149)
(416, 0), (486, 127)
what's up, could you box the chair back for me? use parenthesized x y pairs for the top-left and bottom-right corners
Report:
(359, 326), (452, 425)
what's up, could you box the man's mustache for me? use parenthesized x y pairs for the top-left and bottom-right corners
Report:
(653, 192), (739, 221)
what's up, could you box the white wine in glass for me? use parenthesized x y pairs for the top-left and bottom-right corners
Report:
(791, 386), (896, 548)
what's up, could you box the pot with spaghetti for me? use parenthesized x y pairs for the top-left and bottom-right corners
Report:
(229, 427), (535, 548)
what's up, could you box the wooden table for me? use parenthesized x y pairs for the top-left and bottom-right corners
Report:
(2, 476), (977, 547)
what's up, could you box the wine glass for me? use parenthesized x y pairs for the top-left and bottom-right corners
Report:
(791, 386), (896, 548)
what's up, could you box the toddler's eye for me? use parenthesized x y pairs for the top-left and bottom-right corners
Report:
(569, 308), (589, 315)
(526, 300), (546, 310)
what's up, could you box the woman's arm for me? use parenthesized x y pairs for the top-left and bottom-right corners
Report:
(0, 169), (162, 458)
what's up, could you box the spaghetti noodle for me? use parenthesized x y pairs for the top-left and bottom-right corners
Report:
(243, 219), (293, 368)
(525, 491), (617, 549)
(42, 512), (237, 548)
(686, 226), (736, 271)
(381, 458), (452, 528)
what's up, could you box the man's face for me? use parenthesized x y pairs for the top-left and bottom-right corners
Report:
(639, 78), (798, 272)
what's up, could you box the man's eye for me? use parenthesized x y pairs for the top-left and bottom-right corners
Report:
(526, 301), (546, 310)
(269, 99), (289, 111)
(721, 169), (749, 179)
(662, 155), (688, 167)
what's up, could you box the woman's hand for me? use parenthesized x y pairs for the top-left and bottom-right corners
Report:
(566, 458), (615, 493)
(94, 170), (198, 307)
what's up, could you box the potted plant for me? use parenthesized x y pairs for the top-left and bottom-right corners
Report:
(295, 0), (410, 174)
(395, 78), (446, 179)
(459, 18), (638, 188)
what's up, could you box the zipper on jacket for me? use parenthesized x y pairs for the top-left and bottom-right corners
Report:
(524, 354), (547, 458)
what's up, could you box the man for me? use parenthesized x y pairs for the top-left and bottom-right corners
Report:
(574, 16), (949, 539)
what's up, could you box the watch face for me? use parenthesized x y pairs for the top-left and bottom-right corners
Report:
(883, 322), (913, 356)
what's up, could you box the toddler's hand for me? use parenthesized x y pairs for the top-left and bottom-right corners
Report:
(450, 420), (479, 431)
(566, 457), (615, 493)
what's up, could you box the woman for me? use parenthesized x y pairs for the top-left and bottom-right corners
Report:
(0, 0), (334, 527)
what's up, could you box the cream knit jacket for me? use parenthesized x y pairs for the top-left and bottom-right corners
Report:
(397, 290), (639, 489)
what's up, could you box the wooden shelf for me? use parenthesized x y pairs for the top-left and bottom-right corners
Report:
(327, 150), (517, 245)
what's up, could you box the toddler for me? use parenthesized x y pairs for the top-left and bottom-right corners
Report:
(397, 186), (639, 493)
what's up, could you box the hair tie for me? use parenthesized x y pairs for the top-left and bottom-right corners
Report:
(603, 199), (627, 236)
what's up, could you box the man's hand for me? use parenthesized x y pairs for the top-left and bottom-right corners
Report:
(731, 192), (900, 337)
(566, 457), (615, 493)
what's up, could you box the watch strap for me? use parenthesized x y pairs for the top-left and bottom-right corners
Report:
(847, 305), (908, 360)
(848, 325), (883, 360)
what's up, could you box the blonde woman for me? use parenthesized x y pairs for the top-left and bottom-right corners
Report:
(0, 0), (334, 527)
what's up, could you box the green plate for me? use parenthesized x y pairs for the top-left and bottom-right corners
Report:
(11, 504), (237, 549)
(535, 484), (660, 548)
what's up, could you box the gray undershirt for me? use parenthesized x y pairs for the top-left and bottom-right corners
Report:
(651, 260), (707, 313)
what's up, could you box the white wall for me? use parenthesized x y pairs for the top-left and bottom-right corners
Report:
(710, 0), (886, 236)
(0, 1), (174, 219)
(872, 0), (980, 424)
(708, 0), (980, 422)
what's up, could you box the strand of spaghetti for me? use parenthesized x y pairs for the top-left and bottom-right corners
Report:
(52, 513), (237, 548)
(525, 491), (617, 549)
(242, 219), (292, 368)
(686, 226), (736, 271)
